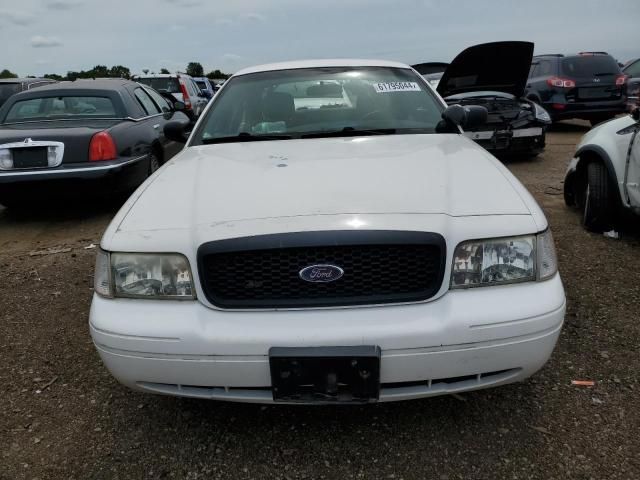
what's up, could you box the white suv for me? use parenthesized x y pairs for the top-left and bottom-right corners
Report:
(564, 109), (640, 231)
(90, 60), (565, 404)
(135, 73), (208, 119)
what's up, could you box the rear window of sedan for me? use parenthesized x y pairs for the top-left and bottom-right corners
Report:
(4, 96), (117, 122)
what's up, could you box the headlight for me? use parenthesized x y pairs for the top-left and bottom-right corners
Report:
(533, 103), (552, 124)
(450, 230), (558, 289)
(94, 249), (195, 299)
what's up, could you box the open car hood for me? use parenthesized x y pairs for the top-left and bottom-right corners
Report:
(411, 62), (449, 75)
(437, 41), (534, 98)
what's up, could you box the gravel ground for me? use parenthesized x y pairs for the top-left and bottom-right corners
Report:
(1, 122), (639, 479)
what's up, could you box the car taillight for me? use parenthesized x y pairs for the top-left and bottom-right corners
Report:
(179, 78), (192, 109)
(616, 74), (629, 86)
(546, 77), (576, 88)
(89, 131), (117, 161)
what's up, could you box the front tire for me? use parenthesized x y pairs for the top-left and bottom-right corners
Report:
(148, 152), (160, 176)
(582, 162), (613, 232)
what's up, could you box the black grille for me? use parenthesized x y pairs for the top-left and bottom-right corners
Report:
(198, 231), (445, 309)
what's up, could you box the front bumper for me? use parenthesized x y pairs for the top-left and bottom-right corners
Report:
(90, 274), (565, 403)
(464, 127), (546, 154)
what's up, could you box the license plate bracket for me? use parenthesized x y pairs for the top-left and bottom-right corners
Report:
(269, 346), (381, 403)
(12, 147), (48, 169)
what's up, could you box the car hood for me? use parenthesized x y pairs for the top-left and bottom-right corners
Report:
(437, 41), (534, 98)
(113, 134), (534, 234)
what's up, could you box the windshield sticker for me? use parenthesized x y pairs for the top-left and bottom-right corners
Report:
(373, 82), (421, 93)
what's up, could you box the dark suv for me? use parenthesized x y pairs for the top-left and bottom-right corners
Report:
(525, 53), (627, 125)
(0, 78), (56, 108)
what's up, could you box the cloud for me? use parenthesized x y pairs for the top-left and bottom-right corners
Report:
(162, 0), (202, 6)
(243, 12), (266, 22)
(45, 0), (82, 10)
(215, 18), (234, 26)
(0, 9), (36, 26)
(169, 24), (185, 32)
(222, 54), (243, 63)
(31, 36), (63, 48)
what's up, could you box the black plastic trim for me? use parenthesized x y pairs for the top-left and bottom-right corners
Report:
(197, 230), (447, 309)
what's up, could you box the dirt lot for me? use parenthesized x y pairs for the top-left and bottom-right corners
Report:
(1, 123), (639, 480)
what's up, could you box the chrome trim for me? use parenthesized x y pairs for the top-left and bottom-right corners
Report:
(0, 154), (147, 177)
(0, 139), (64, 170)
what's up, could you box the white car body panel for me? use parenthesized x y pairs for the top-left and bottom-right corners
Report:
(91, 59), (564, 403)
(570, 114), (640, 210)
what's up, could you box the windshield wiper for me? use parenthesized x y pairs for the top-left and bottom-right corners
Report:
(202, 132), (293, 144)
(301, 127), (398, 139)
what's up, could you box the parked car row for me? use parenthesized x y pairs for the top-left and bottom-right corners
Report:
(414, 43), (638, 157)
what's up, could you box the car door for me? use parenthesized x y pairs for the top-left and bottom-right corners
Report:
(188, 78), (207, 116)
(625, 120), (640, 208)
(144, 87), (186, 160)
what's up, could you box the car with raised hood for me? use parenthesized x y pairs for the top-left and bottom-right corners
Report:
(526, 52), (627, 125)
(90, 59), (565, 404)
(564, 108), (640, 232)
(411, 62), (448, 90)
(0, 79), (190, 208)
(433, 41), (551, 156)
(134, 73), (208, 121)
(0, 78), (56, 108)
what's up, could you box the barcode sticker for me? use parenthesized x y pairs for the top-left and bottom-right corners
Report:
(373, 82), (421, 93)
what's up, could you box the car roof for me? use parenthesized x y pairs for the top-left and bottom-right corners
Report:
(135, 73), (190, 78)
(0, 78), (53, 83)
(234, 59), (411, 76)
(15, 78), (134, 92)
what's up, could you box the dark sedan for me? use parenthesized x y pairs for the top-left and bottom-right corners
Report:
(0, 79), (190, 208)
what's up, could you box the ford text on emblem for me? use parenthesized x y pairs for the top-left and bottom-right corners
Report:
(299, 264), (344, 283)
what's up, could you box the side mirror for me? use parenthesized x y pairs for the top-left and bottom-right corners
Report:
(172, 101), (186, 111)
(632, 108), (640, 122)
(164, 119), (190, 143)
(441, 104), (488, 130)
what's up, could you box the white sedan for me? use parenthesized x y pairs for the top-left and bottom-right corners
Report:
(90, 59), (565, 404)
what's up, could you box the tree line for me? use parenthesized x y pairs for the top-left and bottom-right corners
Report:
(0, 62), (230, 81)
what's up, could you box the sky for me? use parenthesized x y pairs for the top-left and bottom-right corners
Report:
(1, 0), (639, 77)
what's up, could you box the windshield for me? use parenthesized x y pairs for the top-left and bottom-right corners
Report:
(195, 80), (207, 90)
(561, 56), (621, 77)
(137, 77), (181, 94)
(192, 67), (443, 144)
(4, 96), (117, 122)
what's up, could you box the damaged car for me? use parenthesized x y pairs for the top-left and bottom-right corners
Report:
(564, 108), (640, 232)
(434, 41), (551, 157)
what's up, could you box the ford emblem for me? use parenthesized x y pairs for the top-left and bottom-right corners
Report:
(299, 264), (344, 283)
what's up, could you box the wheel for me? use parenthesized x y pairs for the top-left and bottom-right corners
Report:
(148, 152), (160, 176)
(582, 161), (613, 232)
